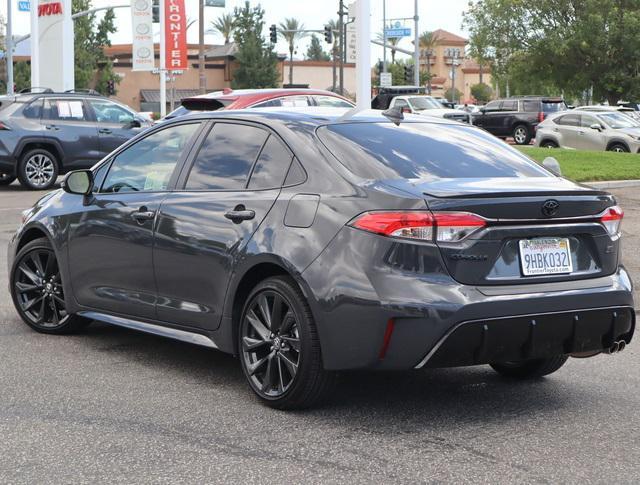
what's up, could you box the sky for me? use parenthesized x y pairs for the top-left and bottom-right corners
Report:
(7, 0), (471, 62)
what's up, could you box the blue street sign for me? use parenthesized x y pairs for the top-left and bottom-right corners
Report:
(18, 1), (31, 11)
(384, 28), (411, 38)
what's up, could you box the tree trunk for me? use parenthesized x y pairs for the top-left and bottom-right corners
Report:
(607, 93), (621, 106)
(289, 45), (294, 85)
(479, 63), (483, 85)
(391, 49), (396, 64)
(426, 56), (431, 94)
(332, 46), (337, 91)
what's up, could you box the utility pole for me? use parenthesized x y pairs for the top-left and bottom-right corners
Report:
(338, 0), (345, 95)
(29, 0), (39, 88)
(159, 0), (167, 117)
(355, 0), (370, 110)
(413, 0), (419, 86)
(382, 0), (386, 73)
(6, 0), (13, 94)
(198, 0), (206, 94)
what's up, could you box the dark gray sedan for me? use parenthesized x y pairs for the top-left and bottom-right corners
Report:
(8, 108), (635, 409)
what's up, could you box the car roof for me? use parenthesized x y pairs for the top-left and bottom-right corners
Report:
(192, 88), (349, 101)
(576, 105), (634, 112)
(171, 107), (460, 127)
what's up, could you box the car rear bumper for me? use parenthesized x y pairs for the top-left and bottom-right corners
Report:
(302, 227), (635, 370)
(414, 305), (634, 369)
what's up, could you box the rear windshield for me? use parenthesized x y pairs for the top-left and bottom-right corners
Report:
(317, 122), (551, 180)
(542, 101), (567, 113)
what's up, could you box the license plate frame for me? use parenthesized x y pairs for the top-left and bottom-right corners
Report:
(519, 238), (573, 277)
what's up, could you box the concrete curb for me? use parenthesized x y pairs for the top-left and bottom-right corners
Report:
(584, 180), (640, 189)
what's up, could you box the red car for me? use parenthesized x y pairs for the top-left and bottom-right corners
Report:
(164, 88), (354, 120)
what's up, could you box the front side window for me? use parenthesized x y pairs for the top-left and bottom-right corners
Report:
(279, 96), (312, 107)
(185, 123), (269, 190)
(484, 100), (501, 111)
(43, 98), (87, 121)
(89, 99), (135, 124)
(393, 98), (409, 108)
(101, 123), (200, 193)
(251, 99), (283, 108)
(408, 97), (442, 110)
(318, 122), (551, 180)
(23, 99), (43, 119)
(580, 115), (601, 128)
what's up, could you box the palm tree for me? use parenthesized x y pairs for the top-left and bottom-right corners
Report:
(376, 26), (401, 64)
(211, 13), (235, 44)
(279, 18), (308, 85)
(419, 31), (440, 94)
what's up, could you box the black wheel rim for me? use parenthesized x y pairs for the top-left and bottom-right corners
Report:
(241, 290), (301, 398)
(14, 248), (68, 328)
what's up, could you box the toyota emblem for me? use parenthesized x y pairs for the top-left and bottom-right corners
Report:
(541, 199), (560, 217)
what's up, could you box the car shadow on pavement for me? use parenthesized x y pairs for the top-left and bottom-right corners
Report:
(81, 321), (581, 427)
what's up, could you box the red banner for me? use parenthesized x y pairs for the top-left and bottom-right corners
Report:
(164, 0), (188, 70)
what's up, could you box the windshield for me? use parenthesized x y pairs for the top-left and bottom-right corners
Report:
(598, 112), (640, 129)
(409, 97), (443, 110)
(318, 122), (551, 180)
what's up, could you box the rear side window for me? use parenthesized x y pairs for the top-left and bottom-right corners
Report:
(251, 99), (282, 108)
(314, 96), (353, 108)
(522, 100), (539, 112)
(318, 122), (550, 180)
(555, 114), (580, 126)
(23, 99), (43, 119)
(43, 98), (88, 121)
(186, 123), (269, 190)
(247, 135), (293, 190)
(501, 100), (517, 111)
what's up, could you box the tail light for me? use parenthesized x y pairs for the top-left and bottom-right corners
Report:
(538, 112), (545, 123)
(600, 206), (623, 236)
(350, 211), (486, 243)
(0, 121), (11, 130)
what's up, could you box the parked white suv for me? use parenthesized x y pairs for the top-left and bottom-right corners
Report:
(388, 95), (473, 124)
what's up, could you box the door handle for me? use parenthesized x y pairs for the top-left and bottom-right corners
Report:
(131, 209), (156, 223)
(99, 128), (112, 134)
(45, 124), (59, 131)
(224, 205), (255, 223)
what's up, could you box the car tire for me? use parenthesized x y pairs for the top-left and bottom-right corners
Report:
(0, 172), (16, 185)
(10, 237), (90, 334)
(608, 143), (629, 153)
(238, 275), (335, 410)
(490, 355), (569, 379)
(512, 124), (532, 145)
(17, 148), (60, 190)
(541, 140), (558, 148)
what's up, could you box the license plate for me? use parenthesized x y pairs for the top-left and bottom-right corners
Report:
(519, 238), (573, 276)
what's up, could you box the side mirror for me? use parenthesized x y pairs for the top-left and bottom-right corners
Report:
(542, 157), (562, 177)
(61, 170), (94, 195)
(590, 123), (602, 131)
(125, 119), (142, 129)
(479, 107), (486, 113)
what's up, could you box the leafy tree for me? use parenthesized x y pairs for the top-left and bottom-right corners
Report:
(231, 2), (279, 89)
(211, 12), (235, 44)
(445, 87), (462, 103)
(419, 31), (440, 94)
(306, 35), (330, 61)
(464, 0), (640, 104)
(470, 83), (493, 102)
(279, 18), (308, 85)
(14, 61), (31, 92)
(73, 0), (118, 94)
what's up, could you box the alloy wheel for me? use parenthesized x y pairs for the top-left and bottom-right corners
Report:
(13, 248), (68, 328)
(241, 290), (301, 398)
(514, 127), (528, 144)
(25, 154), (55, 188)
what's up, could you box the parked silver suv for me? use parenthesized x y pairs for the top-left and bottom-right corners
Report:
(535, 110), (640, 152)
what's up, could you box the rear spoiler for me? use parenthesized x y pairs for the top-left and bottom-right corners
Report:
(180, 97), (226, 112)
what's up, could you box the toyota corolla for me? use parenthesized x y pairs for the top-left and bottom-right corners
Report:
(8, 108), (635, 409)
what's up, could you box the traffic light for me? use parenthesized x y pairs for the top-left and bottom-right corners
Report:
(323, 25), (333, 44)
(377, 61), (384, 75)
(152, 0), (159, 23)
(269, 24), (277, 44)
(403, 65), (413, 83)
(107, 79), (115, 96)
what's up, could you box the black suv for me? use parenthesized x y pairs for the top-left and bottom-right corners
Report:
(473, 96), (568, 145)
(0, 90), (151, 190)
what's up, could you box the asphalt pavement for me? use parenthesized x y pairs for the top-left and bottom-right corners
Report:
(1, 182), (639, 484)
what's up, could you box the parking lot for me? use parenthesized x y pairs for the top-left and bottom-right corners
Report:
(1, 182), (639, 484)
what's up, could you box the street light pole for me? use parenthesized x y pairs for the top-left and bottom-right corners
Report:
(355, 0), (370, 110)
(382, 0), (386, 73)
(413, 0), (419, 86)
(198, 0), (206, 94)
(159, 0), (167, 117)
(6, 0), (13, 94)
(338, 0), (345, 95)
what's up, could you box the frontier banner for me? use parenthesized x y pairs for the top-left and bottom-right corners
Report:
(164, 0), (188, 70)
(131, 0), (154, 71)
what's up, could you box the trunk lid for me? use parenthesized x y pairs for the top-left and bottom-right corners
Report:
(383, 177), (619, 286)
